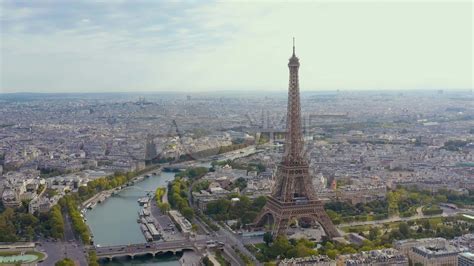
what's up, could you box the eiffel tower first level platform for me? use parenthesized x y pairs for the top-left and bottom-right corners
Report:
(254, 196), (340, 238)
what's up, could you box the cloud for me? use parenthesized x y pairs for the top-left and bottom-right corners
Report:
(0, 1), (472, 93)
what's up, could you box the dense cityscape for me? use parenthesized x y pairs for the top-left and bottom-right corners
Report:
(1, 1), (472, 266)
(0, 86), (473, 265)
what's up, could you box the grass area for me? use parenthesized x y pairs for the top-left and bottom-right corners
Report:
(400, 205), (418, 218)
(0, 251), (20, 256)
(341, 224), (374, 233)
(29, 251), (46, 261)
(340, 215), (473, 242)
(341, 218), (434, 233)
(215, 250), (230, 266)
(233, 247), (254, 266)
(422, 205), (443, 216)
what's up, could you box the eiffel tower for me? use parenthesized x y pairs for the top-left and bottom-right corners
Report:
(254, 39), (340, 238)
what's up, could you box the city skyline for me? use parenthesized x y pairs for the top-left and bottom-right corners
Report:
(1, 1), (472, 93)
(0, 2), (473, 265)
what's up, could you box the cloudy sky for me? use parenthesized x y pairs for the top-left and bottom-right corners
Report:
(0, 0), (472, 93)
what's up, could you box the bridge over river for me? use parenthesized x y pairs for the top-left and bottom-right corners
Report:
(90, 237), (225, 260)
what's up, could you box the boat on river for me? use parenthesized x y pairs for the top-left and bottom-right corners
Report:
(138, 197), (150, 206)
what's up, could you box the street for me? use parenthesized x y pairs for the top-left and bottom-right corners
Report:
(38, 212), (88, 266)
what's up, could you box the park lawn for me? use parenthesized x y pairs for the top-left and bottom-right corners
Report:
(341, 217), (447, 233)
(341, 224), (372, 233)
(0, 251), (20, 256)
(29, 251), (46, 260)
(214, 250), (230, 266)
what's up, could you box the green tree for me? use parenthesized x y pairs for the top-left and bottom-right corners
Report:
(158, 202), (170, 213)
(267, 235), (292, 259)
(434, 194), (448, 203)
(417, 226), (423, 233)
(293, 242), (317, 257)
(49, 205), (65, 239)
(55, 258), (75, 266)
(324, 241), (335, 250)
(423, 219), (431, 230)
(0, 208), (18, 242)
(202, 256), (214, 266)
(88, 251), (100, 266)
(341, 246), (357, 254)
(398, 222), (410, 238)
(326, 249), (339, 259)
(252, 196), (267, 210)
(182, 207), (194, 220)
(263, 232), (273, 246)
(369, 227), (379, 241)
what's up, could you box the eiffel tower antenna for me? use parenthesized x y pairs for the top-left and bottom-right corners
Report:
(292, 37), (295, 56)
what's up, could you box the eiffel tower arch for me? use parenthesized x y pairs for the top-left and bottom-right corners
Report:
(254, 39), (340, 239)
(254, 197), (340, 238)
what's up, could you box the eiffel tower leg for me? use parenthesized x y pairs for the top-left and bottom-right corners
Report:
(254, 208), (275, 230)
(314, 212), (340, 238)
(273, 216), (290, 237)
(272, 216), (280, 236)
(254, 212), (266, 228)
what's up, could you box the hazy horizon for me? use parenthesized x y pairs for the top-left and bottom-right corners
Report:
(1, 1), (472, 93)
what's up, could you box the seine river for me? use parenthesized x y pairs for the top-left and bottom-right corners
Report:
(84, 170), (180, 266)
(84, 148), (252, 265)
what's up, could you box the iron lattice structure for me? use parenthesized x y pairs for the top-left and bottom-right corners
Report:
(254, 40), (340, 238)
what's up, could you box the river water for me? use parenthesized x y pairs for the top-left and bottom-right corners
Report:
(84, 149), (253, 265)
(84, 171), (179, 265)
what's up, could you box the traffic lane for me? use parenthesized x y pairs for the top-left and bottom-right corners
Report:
(38, 241), (87, 266)
(63, 214), (77, 242)
(38, 241), (63, 266)
(64, 242), (88, 266)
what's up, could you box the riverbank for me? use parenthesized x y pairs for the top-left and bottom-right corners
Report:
(84, 145), (257, 213)
(84, 146), (257, 265)
(84, 171), (178, 246)
(80, 166), (163, 213)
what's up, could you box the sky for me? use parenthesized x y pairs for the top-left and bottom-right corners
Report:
(0, 0), (472, 93)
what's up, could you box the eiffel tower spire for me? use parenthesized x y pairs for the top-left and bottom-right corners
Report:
(292, 37), (295, 56)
